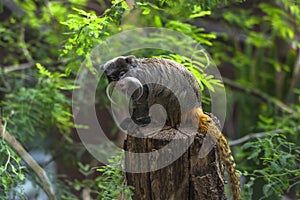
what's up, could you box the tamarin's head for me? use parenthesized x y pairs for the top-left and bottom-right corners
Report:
(101, 55), (137, 82)
(102, 55), (143, 103)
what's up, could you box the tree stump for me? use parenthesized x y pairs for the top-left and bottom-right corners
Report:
(124, 126), (227, 200)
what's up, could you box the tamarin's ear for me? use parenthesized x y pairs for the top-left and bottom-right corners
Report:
(100, 59), (111, 71)
(125, 55), (137, 67)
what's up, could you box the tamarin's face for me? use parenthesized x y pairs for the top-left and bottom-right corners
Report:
(102, 56), (142, 100)
(102, 56), (137, 82)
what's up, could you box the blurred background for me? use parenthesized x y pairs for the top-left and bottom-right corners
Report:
(0, 0), (299, 199)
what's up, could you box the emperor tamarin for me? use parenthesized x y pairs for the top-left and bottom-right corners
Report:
(102, 55), (241, 200)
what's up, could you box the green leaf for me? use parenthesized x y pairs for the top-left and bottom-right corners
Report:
(142, 7), (151, 15)
(189, 11), (211, 19)
(36, 63), (52, 78)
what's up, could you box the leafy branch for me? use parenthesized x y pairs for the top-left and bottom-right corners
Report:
(229, 125), (300, 146)
(0, 119), (56, 200)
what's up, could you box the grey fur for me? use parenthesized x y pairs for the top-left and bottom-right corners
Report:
(103, 55), (202, 127)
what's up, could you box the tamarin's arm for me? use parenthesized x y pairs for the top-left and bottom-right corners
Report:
(185, 107), (242, 200)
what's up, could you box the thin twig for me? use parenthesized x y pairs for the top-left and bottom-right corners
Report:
(229, 125), (300, 146)
(125, 0), (134, 9)
(0, 121), (56, 200)
(20, 26), (34, 63)
(3, 62), (34, 73)
(4, 148), (11, 171)
(121, 177), (126, 200)
(82, 187), (91, 200)
(223, 77), (296, 114)
(287, 50), (300, 102)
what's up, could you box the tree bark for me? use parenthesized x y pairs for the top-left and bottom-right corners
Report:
(124, 126), (227, 200)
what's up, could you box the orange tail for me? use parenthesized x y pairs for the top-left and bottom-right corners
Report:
(184, 107), (242, 200)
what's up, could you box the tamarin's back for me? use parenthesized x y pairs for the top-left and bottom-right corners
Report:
(136, 58), (202, 102)
(122, 57), (202, 127)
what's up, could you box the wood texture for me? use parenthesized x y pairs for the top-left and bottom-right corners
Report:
(124, 126), (227, 200)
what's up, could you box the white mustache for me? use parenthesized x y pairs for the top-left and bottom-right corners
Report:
(106, 76), (144, 105)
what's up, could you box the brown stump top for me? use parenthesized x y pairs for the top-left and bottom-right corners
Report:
(124, 126), (227, 200)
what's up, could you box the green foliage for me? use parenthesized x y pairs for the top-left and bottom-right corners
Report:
(68, 153), (133, 200)
(165, 20), (216, 46)
(0, 62), (75, 197)
(61, 2), (129, 73)
(210, 0), (300, 198)
(259, 3), (298, 42)
(241, 114), (300, 199)
(96, 153), (133, 200)
(143, 0), (246, 13)
(1, 0), (300, 199)
(212, 0), (300, 90)
(2, 64), (74, 142)
(0, 139), (26, 198)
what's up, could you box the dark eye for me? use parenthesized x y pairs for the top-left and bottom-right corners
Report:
(119, 71), (126, 78)
(109, 75), (117, 81)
